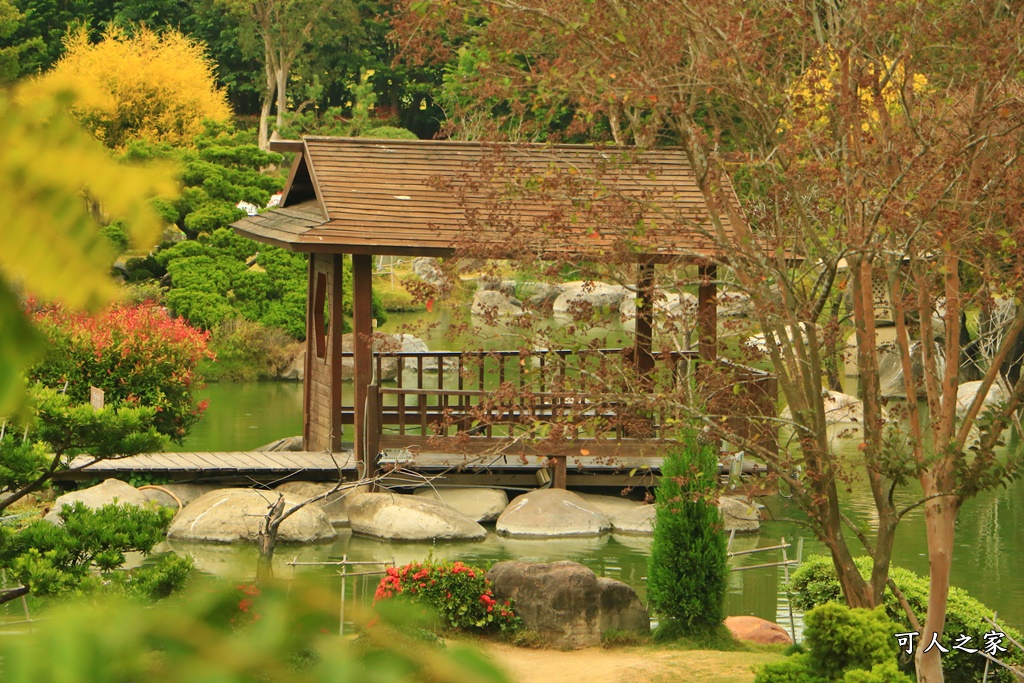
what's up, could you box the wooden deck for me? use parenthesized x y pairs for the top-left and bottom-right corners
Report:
(56, 446), (766, 489)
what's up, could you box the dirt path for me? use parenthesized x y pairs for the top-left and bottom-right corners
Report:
(479, 642), (782, 683)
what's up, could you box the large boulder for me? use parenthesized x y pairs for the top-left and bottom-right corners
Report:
(340, 333), (440, 380)
(519, 282), (563, 310)
(412, 257), (445, 285)
(552, 281), (627, 316)
(275, 481), (356, 527)
(279, 347), (305, 381)
(167, 488), (337, 544)
(610, 505), (656, 535)
(496, 489), (611, 537)
(487, 560), (649, 649)
(955, 380), (1009, 421)
(719, 496), (760, 533)
(618, 291), (697, 321)
(780, 390), (877, 425)
(346, 492), (487, 541)
(139, 483), (219, 510)
(257, 436), (304, 452)
(878, 341), (946, 398)
(412, 487), (509, 523)
(45, 479), (151, 524)
(471, 289), (523, 317)
(725, 616), (792, 645)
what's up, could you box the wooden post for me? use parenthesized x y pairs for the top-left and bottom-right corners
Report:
(698, 264), (718, 361)
(551, 455), (567, 489)
(352, 254), (374, 465)
(366, 384), (381, 484)
(302, 253), (344, 452)
(634, 262), (656, 388)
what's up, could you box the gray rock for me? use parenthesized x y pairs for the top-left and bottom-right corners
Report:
(341, 333), (446, 380)
(412, 487), (509, 523)
(496, 489), (611, 537)
(167, 488), (337, 544)
(552, 281), (627, 316)
(575, 492), (643, 519)
(487, 560), (649, 649)
(478, 276), (517, 297)
(257, 436), (304, 452)
(471, 289), (524, 317)
(718, 289), (752, 318)
(274, 481), (355, 527)
(162, 225), (187, 244)
(139, 483), (219, 510)
(719, 496), (760, 533)
(522, 282), (564, 310)
(412, 257), (445, 285)
(279, 347), (305, 381)
(45, 479), (151, 524)
(346, 492), (487, 541)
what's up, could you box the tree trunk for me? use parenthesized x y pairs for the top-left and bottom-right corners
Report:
(256, 495), (285, 584)
(259, 64), (276, 151)
(275, 64), (288, 132)
(915, 479), (958, 683)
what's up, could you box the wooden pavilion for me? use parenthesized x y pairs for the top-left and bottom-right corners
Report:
(231, 137), (773, 487)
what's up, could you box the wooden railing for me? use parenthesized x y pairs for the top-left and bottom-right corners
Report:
(341, 347), (696, 435)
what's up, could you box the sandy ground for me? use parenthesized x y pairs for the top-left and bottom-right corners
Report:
(478, 642), (783, 683)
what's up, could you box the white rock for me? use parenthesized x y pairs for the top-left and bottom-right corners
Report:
(413, 487), (509, 523)
(346, 492), (487, 541)
(167, 488), (337, 544)
(139, 483), (219, 510)
(745, 323), (822, 355)
(618, 291), (697, 321)
(497, 489), (611, 537)
(955, 381), (1009, 422)
(611, 505), (656, 535)
(780, 390), (880, 425)
(44, 479), (151, 524)
(552, 282), (627, 316)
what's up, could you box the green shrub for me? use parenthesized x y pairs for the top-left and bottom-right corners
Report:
(27, 303), (211, 440)
(804, 604), (901, 679)
(101, 220), (130, 253)
(646, 432), (728, 638)
(373, 559), (522, 635)
(755, 605), (911, 683)
(791, 555), (1023, 683)
(203, 317), (298, 382)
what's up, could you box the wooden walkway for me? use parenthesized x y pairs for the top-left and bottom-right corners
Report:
(56, 447), (765, 489)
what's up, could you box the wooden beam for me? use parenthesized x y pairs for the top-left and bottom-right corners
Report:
(698, 264), (718, 360)
(268, 139), (305, 154)
(302, 254), (315, 449)
(634, 263), (656, 385)
(352, 254), (374, 465)
(328, 254), (345, 452)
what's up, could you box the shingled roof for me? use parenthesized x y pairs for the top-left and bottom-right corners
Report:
(231, 137), (744, 261)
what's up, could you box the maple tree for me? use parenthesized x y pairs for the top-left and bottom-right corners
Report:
(393, 2), (1024, 680)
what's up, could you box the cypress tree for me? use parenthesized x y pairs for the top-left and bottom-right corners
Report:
(647, 432), (728, 638)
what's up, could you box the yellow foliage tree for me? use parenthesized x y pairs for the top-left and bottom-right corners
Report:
(30, 26), (231, 148)
(0, 86), (177, 414)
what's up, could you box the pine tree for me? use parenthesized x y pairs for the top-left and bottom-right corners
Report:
(647, 432), (728, 638)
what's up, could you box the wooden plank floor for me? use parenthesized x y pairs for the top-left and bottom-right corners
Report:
(63, 451), (358, 476)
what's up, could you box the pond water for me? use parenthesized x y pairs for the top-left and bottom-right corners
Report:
(169, 309), (1024, 632)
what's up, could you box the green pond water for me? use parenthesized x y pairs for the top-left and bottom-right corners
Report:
(168, 310), (1024, 632)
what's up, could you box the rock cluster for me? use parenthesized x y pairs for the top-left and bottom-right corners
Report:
(487, 560), (649, 649)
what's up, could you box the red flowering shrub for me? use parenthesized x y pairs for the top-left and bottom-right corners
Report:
(26, 303), (213, 440)
(373, 559), (522, 634)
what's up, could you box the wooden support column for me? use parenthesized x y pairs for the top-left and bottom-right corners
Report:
(551, 455), (567, 490)
(302, 253), (344, 452)
(352, 254), (374, 468)
(634, 262), (656, 388)
(698, 264), (718, 361)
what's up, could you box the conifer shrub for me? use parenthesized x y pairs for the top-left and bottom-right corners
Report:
(646, 432), (728, 638)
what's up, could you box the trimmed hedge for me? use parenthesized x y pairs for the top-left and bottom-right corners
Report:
(791, 555), (1023, 682)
